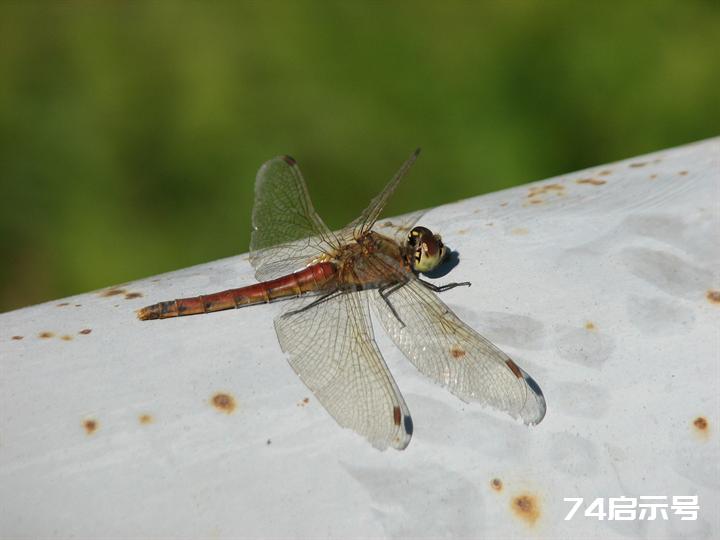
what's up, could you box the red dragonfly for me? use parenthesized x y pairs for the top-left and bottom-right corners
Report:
(138, 150), (546, 449)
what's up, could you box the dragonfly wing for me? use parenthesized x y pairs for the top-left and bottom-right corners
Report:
(275, 290), (413, 450)
(345, 149), (421, 239)
(372, 279), (546, 425)
(250, 156), (339, 281)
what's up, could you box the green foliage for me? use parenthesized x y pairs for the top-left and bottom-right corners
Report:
(1, 1), (718, 311)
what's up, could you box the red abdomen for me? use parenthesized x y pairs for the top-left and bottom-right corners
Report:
(137, 262), (337, 320)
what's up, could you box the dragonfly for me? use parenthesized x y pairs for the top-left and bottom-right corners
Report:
(138, 149), (546, 450)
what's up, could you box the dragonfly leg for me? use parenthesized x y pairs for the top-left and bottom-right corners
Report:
(379, 282), (407, 328)
(416, 278), (471, 293)
(282, 290), (342, 318)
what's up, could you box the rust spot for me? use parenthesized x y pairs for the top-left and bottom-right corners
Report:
(528, 183), (564, 195)
(60, 334), (73, 341)
(506, 359), (523, 378)
(598, 169), (612, 176)
(649, 174), (658, 180)
(491, 478), (503, 491)
(79, 328), (92, 335)
(629, 161), (647, 168)
(576, 178), (606, 186)
(500, 202), (509, 207)
(693, 416), (709, 441)
(139, 414), (153, 424)
(56, 302), (70, 307)
(511, 493), (540, 525)
(678, 170), (688, 176)
(456, 228), (469, 235)
(527, 184), (564, 203)
(39, 331), (54, 339)
(450, 346), (466, 359)
(585, 321), (596, 331)
(706, 290), (720, 304)
(83, 419), (98, 435)
(510, 228), (528, 236)
(124, 292), (143, 300)
(11, 335), (24, 340)
(297, 397), (310, 407)
(393, 406), (402, 426)
(101, 288), (126, 297)
(211, 392), (236, 414)
(75, 304), (82, 307)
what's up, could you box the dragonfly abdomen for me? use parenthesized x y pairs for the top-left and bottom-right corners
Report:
(137, 262), (336, 320)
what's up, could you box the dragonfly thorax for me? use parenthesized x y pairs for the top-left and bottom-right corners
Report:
(407, 226), (447, 274)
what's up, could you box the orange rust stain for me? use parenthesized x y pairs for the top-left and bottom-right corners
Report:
(511, 493), (540, 525)
(511, 228), (529, 236)
(101, 288), (126, 297)
(297, 397), (310, 407)
(705, 290), (720, 304)
(83, 419), (98, 435)
(456, 228), (470, 235)
(139, 414), (154, 424)
(450, 346), (466, 359)
(576, 178), (606, 186)
(678, 170), (688, 176)
(693, 416), (709, 441)
(649, 174), (658, 180)
(60, 334), (73, 341)
(598, 169), (612, 176)
(79, 328), (92, 335)
(491, 478), (503, 491)
(56, 302), (70, 307)
(393, 406), (402, 426)
(125, 292), (143, 300)
(506, 359), (523, 378)
(527, 184), (564, 203)
(211, 392), (236, 414)
(585, 321), (597, 331)
(39, 331), (54, 339)
(11, 335), (24, 340)
(629, 161), (647, 168)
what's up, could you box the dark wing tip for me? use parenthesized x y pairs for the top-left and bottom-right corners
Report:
(282, 155), (297, 166)
(404, 414), (414, 436)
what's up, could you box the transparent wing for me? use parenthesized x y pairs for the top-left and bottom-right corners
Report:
(250, 156), (339, 281)
(275, 290), (413, 450)
(345, 149), (421, 240)
(372, 279), (546, 425)
(338, 209), (426, 247)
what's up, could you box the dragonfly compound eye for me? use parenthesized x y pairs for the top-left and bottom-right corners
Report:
(412, 230), (445, 273)
(408, 226), (432, 247)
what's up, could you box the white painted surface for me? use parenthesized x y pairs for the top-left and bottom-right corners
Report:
(1, 138), (718, 539)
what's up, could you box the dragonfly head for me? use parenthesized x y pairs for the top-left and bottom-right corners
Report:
(407, 226), (448, 274)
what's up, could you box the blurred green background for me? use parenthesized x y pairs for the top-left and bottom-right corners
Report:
(1, 1), (718, 312)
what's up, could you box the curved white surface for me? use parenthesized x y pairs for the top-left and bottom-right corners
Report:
(1, 138), (718, 539)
